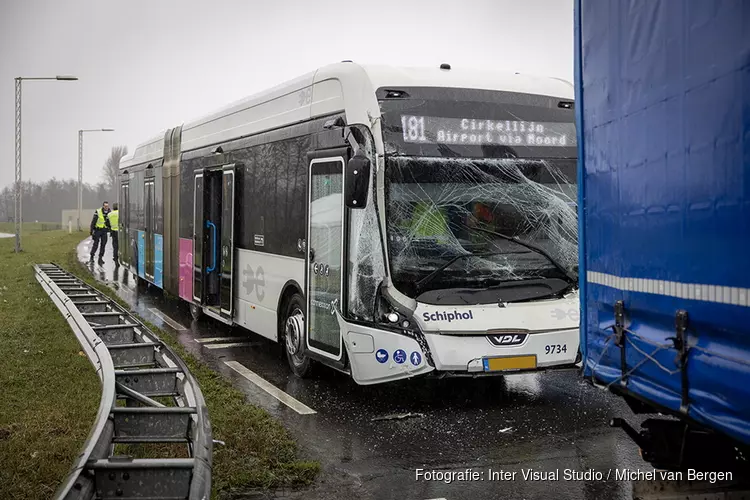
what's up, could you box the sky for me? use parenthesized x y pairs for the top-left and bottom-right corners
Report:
(0, 0), (574, 192)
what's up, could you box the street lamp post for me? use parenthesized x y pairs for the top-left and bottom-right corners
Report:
(77, 128), (115, 231)
(14, 75), (78, 252)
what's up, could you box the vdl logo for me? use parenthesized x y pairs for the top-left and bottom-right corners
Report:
(488, 333), (529, 347)
(243, 265), (265, 302)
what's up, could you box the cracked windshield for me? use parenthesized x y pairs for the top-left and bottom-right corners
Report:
(380, 90), (578, 303)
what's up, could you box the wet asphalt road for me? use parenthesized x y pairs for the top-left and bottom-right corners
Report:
(77, 238), (647, 500)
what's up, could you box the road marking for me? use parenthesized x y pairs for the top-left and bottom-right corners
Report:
(148, 308), (187, 330)
(203, 342), (259, 350)
(224, 360), (316, 415)
(194, 336), (243, 344)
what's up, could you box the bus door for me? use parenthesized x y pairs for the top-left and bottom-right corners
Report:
(192, 173), (204, 303)
(145, 177), (155, 280)
(193, 165), (236, 320)
(306, 154), (347, 362)
(120, 182), (129, 266)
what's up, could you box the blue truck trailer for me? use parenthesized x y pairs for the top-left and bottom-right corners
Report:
(575, 0), (750, 472)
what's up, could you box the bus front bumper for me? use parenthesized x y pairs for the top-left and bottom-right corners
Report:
(337, 309), (579, 384)
(423, 328), (580, 373)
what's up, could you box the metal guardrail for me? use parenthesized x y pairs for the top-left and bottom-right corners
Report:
(34, 263), (212, 500)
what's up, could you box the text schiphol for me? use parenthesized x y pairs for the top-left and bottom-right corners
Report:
(423, 310), (474, 323)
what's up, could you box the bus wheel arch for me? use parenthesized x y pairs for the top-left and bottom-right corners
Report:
(278, 282), (314, 377)
(277, 281), (303, 338)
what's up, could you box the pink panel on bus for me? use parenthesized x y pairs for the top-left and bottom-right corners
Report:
(179, 237), (193, 301)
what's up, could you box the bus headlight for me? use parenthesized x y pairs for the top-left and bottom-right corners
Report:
(386, 312), (399, 323)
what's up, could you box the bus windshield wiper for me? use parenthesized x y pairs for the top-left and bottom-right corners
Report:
(414, 251), (510, 293)
(468, 225), (578, 284)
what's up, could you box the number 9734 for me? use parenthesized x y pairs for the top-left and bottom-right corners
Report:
(545, 344), (567, 355)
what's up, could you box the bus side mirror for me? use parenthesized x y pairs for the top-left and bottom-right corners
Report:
(345, 153), (370, 209)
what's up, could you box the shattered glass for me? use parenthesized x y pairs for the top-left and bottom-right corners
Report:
(384, 156), (577, 299)
(347, 128), (386, 321)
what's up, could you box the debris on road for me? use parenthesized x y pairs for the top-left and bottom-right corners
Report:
(371, 412), (425, 422)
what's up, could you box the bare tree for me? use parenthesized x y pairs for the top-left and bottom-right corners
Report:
(102, 145), (128, 190)
(0, 179), (120, 224)
(0, 186), (13, 222)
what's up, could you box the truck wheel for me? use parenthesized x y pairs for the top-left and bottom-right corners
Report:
(190, 303), (203, 321)
(282, 293), (314, 378)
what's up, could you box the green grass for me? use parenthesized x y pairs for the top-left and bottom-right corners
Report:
(0, 226), (319, 499)
(0, 227), (100, 499)
(0, 222), (70, 234)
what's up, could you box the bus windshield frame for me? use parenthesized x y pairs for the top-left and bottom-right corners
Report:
(378, 87), (578, 303)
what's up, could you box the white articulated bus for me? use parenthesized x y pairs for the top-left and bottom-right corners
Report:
(118, 62), (580, 385)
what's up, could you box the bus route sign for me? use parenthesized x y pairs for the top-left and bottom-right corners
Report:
(400, 115), (576, 147)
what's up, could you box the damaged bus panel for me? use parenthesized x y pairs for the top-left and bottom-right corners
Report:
(118, 62), (580, 385)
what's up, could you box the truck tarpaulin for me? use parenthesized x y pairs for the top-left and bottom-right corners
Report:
(576, 0), (750, 446)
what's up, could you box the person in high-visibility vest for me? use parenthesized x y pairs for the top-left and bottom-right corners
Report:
(109, 203), (120, 267)
(410, 200), (451, 242)
(89, 201), (111, 265)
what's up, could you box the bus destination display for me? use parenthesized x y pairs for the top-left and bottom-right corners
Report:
(400, 115), (576, 147)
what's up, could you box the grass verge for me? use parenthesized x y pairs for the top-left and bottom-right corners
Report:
(0, 227), (100, 499)
(62, 236), (320, 497)
(0, 225), (319, 499)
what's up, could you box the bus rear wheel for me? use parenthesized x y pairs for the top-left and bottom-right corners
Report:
(283, 293), (314, 378)
(190, 303), (203, 321)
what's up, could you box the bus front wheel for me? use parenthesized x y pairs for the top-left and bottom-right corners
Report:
(283, 293), (314, 378)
